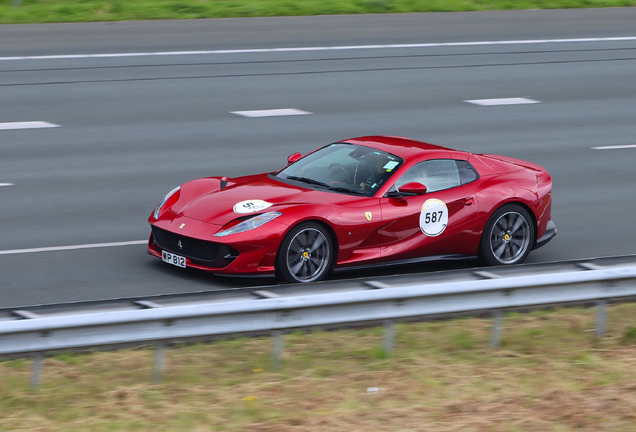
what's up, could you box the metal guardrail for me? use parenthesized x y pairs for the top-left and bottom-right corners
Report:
(2, 262), (636, 388)
(4, 254), (636, 321)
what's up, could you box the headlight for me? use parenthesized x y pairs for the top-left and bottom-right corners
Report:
(153, 186), (180, 220)
(214, 212), (282, 237)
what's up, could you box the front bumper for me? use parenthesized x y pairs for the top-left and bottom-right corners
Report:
(148, 216), (289, 275)
(150, 226), (239, 268)
(534, 220), (556, 250)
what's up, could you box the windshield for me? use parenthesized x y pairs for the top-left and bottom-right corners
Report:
(275, 143), (404, 197)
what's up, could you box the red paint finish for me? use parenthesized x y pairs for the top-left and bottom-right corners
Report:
(378, 183), (480, 260)
(148, 136), (554, 278)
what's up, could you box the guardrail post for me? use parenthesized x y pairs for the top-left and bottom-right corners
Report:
(153, 342), (165, 383)
(490, 310), (503, 348)
(383, 319), (395, 355)
(31, 352), (43, 391)
(272, 330), (284, 369)
(596, 300), (607, 338)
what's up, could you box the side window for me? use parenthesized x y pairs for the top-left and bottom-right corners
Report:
(394, 159), (461, 193)
(456, 160), (479, 185)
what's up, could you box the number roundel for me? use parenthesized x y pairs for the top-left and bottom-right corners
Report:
(419, 199), (448, 237)
(233, 199), (273, 214)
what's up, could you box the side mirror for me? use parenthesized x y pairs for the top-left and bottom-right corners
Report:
(398, 182), (427, 195)
(287, 153), (302, 164)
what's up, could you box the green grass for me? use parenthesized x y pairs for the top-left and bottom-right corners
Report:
(621, 326), (636, 344)
(1, 303), (636, 431)
(1, 0), (636, 24)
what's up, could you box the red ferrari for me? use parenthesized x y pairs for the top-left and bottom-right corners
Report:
(148, 136), (555, 283)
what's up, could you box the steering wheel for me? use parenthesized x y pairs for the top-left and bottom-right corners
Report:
(328, 163), (349, 183)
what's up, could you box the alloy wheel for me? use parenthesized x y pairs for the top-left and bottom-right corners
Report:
(285, 227), (331, 283)
(489, 211), (531, 264)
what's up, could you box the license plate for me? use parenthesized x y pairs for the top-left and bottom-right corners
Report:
(162, 250), (186, 268)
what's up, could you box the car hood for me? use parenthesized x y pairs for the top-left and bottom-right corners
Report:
(169, 173), (351, 226)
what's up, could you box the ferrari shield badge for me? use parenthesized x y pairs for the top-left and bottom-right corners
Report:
(365, 212), (372, 222)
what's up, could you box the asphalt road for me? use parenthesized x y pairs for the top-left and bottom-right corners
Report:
(1, 9), (636, 307)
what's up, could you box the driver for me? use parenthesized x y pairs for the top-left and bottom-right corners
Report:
(358, 152), (391, 192)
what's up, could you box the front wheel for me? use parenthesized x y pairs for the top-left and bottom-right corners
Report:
(276, 222), (334, 283)
(479, 204), (535, 266)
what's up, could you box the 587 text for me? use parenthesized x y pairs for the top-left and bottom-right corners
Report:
(424, 211), (444, 224)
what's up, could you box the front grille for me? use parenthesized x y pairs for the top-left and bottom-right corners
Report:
(151, 226), (238, 268)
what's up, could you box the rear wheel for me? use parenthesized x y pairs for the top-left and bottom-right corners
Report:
(479, 204), (534, 266)
(276, 222), (334, 283)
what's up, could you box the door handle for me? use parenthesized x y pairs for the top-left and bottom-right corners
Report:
(464, 198), (474, 206)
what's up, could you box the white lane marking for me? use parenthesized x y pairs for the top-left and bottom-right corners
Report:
(0, 121), (60, 130)
(465, 97), (541, 106)
(231, 108), (312, 118)
(0, 183), (15, 187)
(0, 240), (147, 255)
(592, 144), (636, 150)
(2, 36), (636, 61)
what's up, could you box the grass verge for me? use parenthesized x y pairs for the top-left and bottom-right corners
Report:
(1, 0), (636, 24)
(1, 303), (636, 431)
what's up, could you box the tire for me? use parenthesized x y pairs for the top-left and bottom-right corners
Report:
(276, 222), (334, 283)
(479, 204), (535, 266)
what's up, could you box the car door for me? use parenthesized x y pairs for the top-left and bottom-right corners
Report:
(378, 159), (480, 260)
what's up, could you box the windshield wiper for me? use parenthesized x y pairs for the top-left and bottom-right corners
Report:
(285, 176), (364, 195)
(285, 176), (330, 188)
(328, 186), (364, 195)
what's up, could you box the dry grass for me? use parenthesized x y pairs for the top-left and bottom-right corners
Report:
(1, 304), (636, 431)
